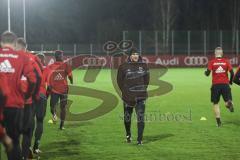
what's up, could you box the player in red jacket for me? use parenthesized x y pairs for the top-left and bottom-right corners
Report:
(0, 31), (36, 160)
(15, 37), (42, 159)
(48, 50), (73, 130)
(31, 53), (49, 154)
(205, 47), (234, 127)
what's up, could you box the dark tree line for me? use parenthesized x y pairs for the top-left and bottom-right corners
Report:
(0, 0), (239, 44)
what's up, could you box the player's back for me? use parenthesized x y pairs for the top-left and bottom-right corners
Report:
(0, 47), (34, 107)
(208, 58), (232, 84)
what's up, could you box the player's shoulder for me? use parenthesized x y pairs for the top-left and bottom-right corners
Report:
(119, 62), (129, 69)
(48, 61), (65, 69)
(217, 58), (231, 65)
(208, 58), (215, 64)
(43, 65), (50, 73)
(210, 58), (226, 63)
(59, 61), (69, 69)
(64, 62), (71, 67)
(34, 55), (42, 63)
(28, 52), (36, 59)
(16, 50), (30, 60)
(29, 53), (41, 63)
(26, 52), (38, 61)
(223, 57), (230, 62)
(47, 63), (55, 69)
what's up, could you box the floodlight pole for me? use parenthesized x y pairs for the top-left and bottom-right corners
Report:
(23, 0), (26, 40)
(8, 0), (11, 31)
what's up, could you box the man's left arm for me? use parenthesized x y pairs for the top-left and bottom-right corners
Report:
(228, 62), (234, 85)
(144, 64), (150, 87)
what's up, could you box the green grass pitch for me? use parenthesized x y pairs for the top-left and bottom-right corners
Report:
(2, 68), (240, 160)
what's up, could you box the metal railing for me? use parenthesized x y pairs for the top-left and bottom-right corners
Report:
(28, 30), (239, 56)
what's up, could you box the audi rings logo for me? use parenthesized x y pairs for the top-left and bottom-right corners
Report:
(142, 57), (149, 63)
(82, 57), (107, 67)
(184, 56), (208, 66)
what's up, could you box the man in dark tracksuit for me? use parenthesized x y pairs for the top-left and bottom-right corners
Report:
(117, 48), (150, 145)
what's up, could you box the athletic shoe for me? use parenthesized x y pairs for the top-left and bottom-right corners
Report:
(126, 135), (132, 143)
(59, 126), (65, 130)
(28, 148), (34, 159)
(60, 121), (65, 130)
(52, 114), (58, 123)
(226, 101), (234, 112)
(137, 141), (143, 145)
(33, 148), (42, 154)
(217, 121), (222, 127)
(216, 117), (222, 127)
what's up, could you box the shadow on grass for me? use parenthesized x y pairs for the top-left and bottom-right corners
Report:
(40, 139), (81, 159)
(224, 120), (240, 126)
(39, 121), (95, 159)
(144, 133), (174, 144)
(66, 121), (94, 128)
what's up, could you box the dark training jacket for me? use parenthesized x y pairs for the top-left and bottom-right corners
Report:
(117, 56), (150, 106)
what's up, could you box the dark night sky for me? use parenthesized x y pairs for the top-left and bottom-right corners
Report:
(0, 0), (239, 43)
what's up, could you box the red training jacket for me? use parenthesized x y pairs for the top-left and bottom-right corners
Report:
(0, 47), (36, 108)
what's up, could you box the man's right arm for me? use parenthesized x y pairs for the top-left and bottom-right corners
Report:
(205, 61), (212, 77)
(229, 69), (234, 85)
(205, 69), (211, 76)
(117, 65), (124, 91)
(143, 64), (150, 87)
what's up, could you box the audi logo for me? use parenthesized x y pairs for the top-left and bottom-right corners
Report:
(82, 57), (107, 67)
(142, 57), (149, 63)
(184, 56), (208, 66)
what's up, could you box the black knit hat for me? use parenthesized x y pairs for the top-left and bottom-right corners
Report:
(127, 47), (139, 56)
